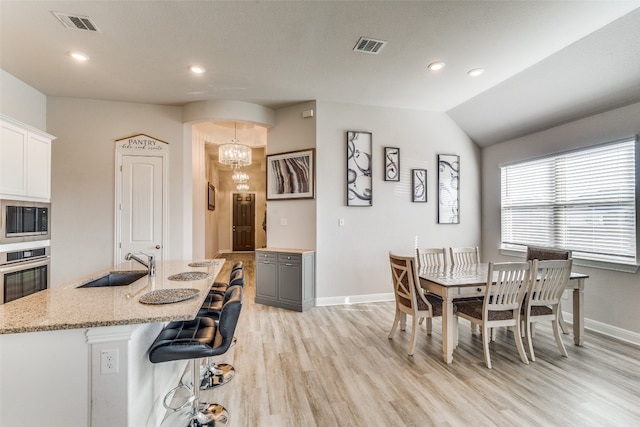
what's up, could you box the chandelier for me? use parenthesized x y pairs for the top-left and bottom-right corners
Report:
(236, 183), (249, 192)
(218, 122), (252, 167)
(232, 168), (249, 183)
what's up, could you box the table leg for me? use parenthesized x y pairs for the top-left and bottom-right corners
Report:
(572, 279), (585, 346)
(442, 298), (455, 363)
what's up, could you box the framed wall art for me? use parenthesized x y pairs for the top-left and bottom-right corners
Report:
(438, 154), (460, 223)
(266, 148), (315, 200)
(384, 146), (400, 181)
(412, 169), (427, 202)
(207, 182), (215, 210)
(346, 131), (372, 206)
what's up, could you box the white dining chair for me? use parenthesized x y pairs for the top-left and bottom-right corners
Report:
(525, 245), (572, 334)
(455, 261), (530, 369)
(416, 247), (447, 269)
(521, 259), (573, 361)
(449, 246), (482, 336)
(449, 246), (480, 266)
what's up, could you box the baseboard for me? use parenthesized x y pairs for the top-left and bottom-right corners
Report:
(563, 312), (640, 347)
(315, 292), (394, 306)
(315, 293), (640, 347)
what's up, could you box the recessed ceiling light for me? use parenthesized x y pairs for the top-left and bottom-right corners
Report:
(68, 51), (89, 61)
(427, 61), (445, 71)
(189, 65), (205, 74)
(468, 68), (485, 77)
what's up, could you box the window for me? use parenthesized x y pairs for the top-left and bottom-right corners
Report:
(501, 136), (638, 267)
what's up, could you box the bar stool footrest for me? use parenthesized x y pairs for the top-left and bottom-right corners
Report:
(194, 403), (229, 426)
(200, 363), (235, 390)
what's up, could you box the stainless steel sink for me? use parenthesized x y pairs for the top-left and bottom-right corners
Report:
(79, 271), (147, 288)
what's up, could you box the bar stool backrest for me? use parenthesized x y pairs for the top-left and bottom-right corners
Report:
(214, 286), (243, 350)
(229, 267), (245, 287)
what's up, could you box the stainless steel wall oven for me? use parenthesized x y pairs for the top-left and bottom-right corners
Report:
(0, 246), (50, 304)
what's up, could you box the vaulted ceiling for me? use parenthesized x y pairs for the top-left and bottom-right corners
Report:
(1, 1), (639, 147)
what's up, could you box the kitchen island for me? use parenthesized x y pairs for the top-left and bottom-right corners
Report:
(0, 258), (225, 427)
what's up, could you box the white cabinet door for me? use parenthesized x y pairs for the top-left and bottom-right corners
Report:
(26, 132), (51, 199)
(0, 117), (53, 200)
(0, 120), (28, 196)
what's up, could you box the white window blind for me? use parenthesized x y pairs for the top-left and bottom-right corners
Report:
(501, 136), (638, 266)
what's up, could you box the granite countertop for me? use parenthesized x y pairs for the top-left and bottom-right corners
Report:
(0, 258), (225, 335)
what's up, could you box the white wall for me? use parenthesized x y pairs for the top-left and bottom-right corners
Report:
(191, 128), (207, 259)
(481, 102), (640, 338)
(0, 69), (47, 129)
(47, 97), (185, 285)
(315, 101), (481, 302)
(205, 149), (221, 257)
(266, 101), (317, 250)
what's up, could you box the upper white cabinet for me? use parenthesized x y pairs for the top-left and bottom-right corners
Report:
(0, 116), (55, 201)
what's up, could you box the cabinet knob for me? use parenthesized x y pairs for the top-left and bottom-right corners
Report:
(155, 245), (161, 249)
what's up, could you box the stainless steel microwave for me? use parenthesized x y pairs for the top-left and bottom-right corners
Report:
(0, 199), (51, 244)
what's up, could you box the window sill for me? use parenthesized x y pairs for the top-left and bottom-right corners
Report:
(499, 248), (639, 274)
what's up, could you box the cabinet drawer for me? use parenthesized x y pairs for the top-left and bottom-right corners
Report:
(278, 253), (301, 264)
(456, 286), (484, 297)
(256, 252), (277, 262)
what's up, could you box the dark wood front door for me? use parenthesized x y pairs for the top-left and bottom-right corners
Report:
(233, 193), (255, 251)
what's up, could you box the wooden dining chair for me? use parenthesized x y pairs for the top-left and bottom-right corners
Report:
(388, 252), (447, 356)
(521, 259), (573, 361)
(525, 245), (572, 334)
(449, 246), (482, 335)
(415, 248), (447, 327)
(455, 261), (531, 369)
(449, 246), (480, 266)
(416, 247), (447, 269)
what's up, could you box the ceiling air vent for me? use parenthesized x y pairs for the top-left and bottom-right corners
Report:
(52, 11), (100, 32)
(353, 37), (387, 54)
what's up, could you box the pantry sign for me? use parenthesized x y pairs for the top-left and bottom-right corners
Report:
(116, 134), (168, 152)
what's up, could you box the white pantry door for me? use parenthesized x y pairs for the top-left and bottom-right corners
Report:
(118, 155), (164, 264)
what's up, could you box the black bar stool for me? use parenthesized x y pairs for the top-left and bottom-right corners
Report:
(198, 267), (245, 390)
(204, 261), (244, 303)
(149, 286), (243, 427)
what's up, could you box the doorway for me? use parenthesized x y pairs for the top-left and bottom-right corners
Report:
(232, 193), (255, 251)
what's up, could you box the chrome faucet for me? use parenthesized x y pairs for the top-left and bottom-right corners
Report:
(125, 252), (156, 277)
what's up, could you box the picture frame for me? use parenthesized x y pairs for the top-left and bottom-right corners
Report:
(384, 146), (400, 181)
(438, 154), (460, 223)
(207, 182), (215, 211)
(412, 169), (427, 202)
(266, 148), (315, 200)
(346, 131), (373, 206)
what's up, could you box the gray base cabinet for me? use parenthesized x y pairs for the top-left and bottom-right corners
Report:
(255, 249), (315, 312)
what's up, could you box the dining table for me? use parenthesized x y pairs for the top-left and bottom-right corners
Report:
(418, 263), (589, 364)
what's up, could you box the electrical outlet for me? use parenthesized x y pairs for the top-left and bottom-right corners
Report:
(101, 349), (119, 374)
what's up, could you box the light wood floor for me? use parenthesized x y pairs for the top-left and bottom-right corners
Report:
(199, 252), (640, 427)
